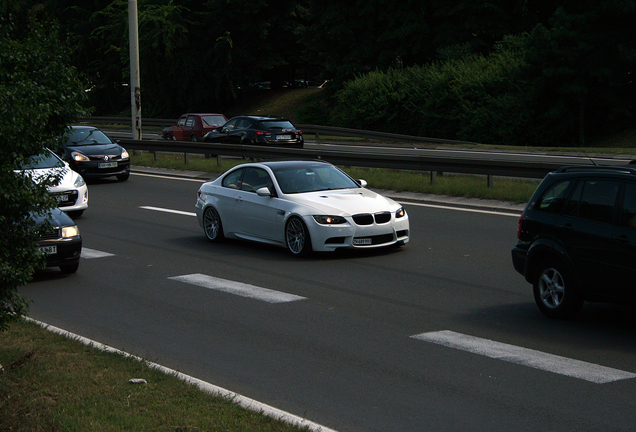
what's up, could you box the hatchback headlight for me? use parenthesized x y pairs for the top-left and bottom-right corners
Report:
(121, 148), (130, 159)
(313, 215), (347, 225)
(61, 225), (79, 238)
(74, 174), (86, 187)
(396, 207), (406, 218)
(71, 151), (90, 162)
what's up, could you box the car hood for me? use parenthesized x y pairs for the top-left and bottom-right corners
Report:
(19, 166), (81, 191)
(289, 188), (401, 215)
(64, 143), (122, 156)
(31, 207), (75, 228)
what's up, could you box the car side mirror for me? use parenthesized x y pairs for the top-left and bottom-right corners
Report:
(358, 179), (368, 188)
(256, 187), (273, 197)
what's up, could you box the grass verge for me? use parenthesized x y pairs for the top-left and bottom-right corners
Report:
(131, 152), (540, 204)
(0, 319), (311, 432)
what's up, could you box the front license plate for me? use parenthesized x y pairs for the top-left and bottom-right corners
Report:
(38, 245), (57, 255)
(56, 194), (69, 202)
(353, 238), (372, 245)
(276, 135), (292, 140)
(98, 162), (118, 168)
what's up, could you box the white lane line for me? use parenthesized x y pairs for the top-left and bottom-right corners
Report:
(81, 248), (115, 259)
(132, 172), (207, 182)
(411, 330), (636, 384)
(399, 201), (521, 217)
(140, 206), (196, 217)
(26, 318), (338, 432)
(169, 273), (307, 304)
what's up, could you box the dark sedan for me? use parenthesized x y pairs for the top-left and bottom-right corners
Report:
(203, 116), (303, 148)
(59, 126), (130, 181)
(34, 207), (82, 274)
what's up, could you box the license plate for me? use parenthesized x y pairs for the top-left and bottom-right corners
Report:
(39, 245), (57, 255)
(353, 238), (372, 245)
(98, 162), (118, 168)
(56, 194), (69, 202)
(276, 135), (292, 140)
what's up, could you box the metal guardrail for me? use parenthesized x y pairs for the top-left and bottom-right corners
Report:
(81, 116), (602, 182)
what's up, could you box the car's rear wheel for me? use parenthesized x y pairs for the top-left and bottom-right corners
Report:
(533, 258), (583, 319)
(203, 207), (224, 242)
(285, 217), (311, 256)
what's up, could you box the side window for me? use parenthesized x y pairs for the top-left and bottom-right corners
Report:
(222, 168), (243, 190)
(177, 116), (186, 126)
(240, 168), (273, 193)
(535, 179), (572, 214)
(236, 119), (251, 129)
(621, 182), (636, 229)
(185, 116), (196, 127)
(565, 179), (618, 224)
(223, 119), (238, 132)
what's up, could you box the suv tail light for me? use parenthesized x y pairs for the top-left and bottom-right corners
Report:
(256, 131), (271, 136)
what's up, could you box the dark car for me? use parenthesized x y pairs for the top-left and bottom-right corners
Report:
(34, 207), (82, 274)
(512, 164), (636, 318)
(59, 126), (130, 181)
(203, 116), (303, 148)
(162, 113), (227, 141)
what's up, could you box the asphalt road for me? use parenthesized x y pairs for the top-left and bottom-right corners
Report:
(21, 170), (636, 432)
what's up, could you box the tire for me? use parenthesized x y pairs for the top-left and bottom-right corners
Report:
(203, 207), (224, 242)
(67, 210), (84, 219)
(117, 172), (129, 182)
(285, 217), (312, 256)
(191, 134), (198, 142)
(533, 258), (583, 319)
(60, 262), (79, 274)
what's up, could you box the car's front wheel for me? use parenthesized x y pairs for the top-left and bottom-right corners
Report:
(285, 217), (311, 256)
(533, 258), (583, 319)
(203, 207), (224, 242)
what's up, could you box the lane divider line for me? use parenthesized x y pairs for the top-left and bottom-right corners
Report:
(411, 330), (636, 384)
(169, 273), (307, 304)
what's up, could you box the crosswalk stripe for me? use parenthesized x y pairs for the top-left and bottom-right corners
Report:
(81, 248), (115, 259)
(411, 330), (636, 384)
(168, 273), (306, 304)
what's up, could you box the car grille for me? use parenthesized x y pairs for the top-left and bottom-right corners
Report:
(352, 212), (391, 225)
(40, 229), (61, 241)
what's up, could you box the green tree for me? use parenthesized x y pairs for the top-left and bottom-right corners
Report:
(0, 9), (87, 330)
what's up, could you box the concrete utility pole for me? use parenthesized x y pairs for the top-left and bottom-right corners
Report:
(128, 0), (141, 140)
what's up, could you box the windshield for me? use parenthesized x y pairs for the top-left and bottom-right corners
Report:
(272, 164), (360, 194)
(202, 115), (226, 127)
(18, 150), (65, 170)
(259, 120), (296, 130)
(65, 128), (112, 145)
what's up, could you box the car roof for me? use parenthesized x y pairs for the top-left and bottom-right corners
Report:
(182, 113), (225, 116)
(255, 160), (331, 169)
(555, 165), (636, 176)
(69, 125), (97, 130)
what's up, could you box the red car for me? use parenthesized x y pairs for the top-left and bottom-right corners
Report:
(162, 113), (227, 141)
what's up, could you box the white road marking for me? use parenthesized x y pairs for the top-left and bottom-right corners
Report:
(132, 172), (207, 182)
(140, 206), (196, 217)
(81, 248), (115, 259)
(399, 201), (520, 217)
(168, 273), (307, 304)
(411, 330), (636, 384)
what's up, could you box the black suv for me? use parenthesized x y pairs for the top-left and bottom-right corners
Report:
(203, 116), (303, 148)
(512, 165), (636, 318)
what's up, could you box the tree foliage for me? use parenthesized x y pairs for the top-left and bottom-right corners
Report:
(0, 7), (87, 330)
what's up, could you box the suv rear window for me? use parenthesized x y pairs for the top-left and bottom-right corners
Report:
(259, 120), (295, 130)
(536, 179), (572, 213)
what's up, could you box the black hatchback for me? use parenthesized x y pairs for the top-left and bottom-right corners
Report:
(203, 116), (303, 148)
(59, 126), (131, 181)
(512, 165), (636, 318)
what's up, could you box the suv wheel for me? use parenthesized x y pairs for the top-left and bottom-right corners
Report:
(533, 258), (583, 319)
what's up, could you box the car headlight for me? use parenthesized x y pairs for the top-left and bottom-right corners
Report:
(61, 225), (79, 238)
(71, 151), (90, 162)
(396, 207), (406, 218)
(74, 174), (86, 187)
(121, 148), (130, 159)
(313, 215), (347, 225)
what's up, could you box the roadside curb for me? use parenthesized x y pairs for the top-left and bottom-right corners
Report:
(26, 318), (339, 432)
